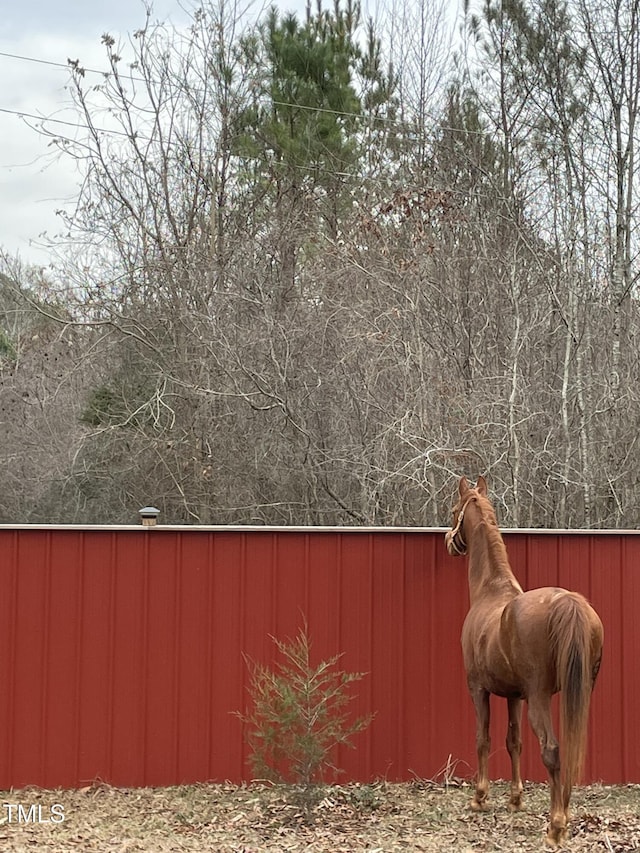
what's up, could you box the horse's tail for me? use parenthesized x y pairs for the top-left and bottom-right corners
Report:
(549, 593), (601, 802)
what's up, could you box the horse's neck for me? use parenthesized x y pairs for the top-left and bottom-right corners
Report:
(467, 520), (522, 603)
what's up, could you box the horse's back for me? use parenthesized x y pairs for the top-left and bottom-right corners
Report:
(509, 587), (601, 636)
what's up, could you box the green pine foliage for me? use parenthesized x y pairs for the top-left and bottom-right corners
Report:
(239, 626), (374, 794)
(234, 1), (368, 180)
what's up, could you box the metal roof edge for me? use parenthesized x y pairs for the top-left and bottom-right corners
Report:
(0, 524), (638, 534)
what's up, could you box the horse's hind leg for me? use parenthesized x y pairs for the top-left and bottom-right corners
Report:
(527, 695), (566, 847)
(470, 686), (491, 811)
(506, 697), (523, 811)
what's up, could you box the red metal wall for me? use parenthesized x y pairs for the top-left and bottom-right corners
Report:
(0, 526), (638, 790)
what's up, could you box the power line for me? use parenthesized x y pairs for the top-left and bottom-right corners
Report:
(0, 47), (401, 127)
(0, 50), (87, 72)
(0, 46), (489, 138)
(0, 49), (137, 81)
(0, 104), (504, 204)
(0, 97), (491, 204)
(0, 105), (135, 138)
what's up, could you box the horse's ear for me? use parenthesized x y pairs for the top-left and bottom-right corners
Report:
(458, 476), (470, 496)
(476, 475), (488, 495)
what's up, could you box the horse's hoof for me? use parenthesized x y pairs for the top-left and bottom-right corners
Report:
(470, 798), (488, 812)
(545, 827), (567, 848)
(507, 799), (523, 812)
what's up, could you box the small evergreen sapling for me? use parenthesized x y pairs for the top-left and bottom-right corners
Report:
(239, 626), (374, 790)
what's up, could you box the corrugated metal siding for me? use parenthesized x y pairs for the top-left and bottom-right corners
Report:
(0, 526), (637, 789)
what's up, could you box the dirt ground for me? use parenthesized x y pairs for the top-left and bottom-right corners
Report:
(0, 779), (638, 852)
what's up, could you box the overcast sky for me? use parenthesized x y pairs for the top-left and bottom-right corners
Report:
(0, 0), (197, 268)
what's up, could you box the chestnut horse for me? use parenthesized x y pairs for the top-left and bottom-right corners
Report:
(445, 476), (603, 847)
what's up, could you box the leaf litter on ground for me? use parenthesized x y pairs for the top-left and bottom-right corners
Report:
(0, 779), (638, 852)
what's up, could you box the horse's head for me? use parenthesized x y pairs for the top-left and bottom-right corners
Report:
(444, 475), (488, 556)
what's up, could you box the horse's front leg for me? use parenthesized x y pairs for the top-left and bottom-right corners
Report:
(506, 696), (523, 811)
(469, 685), (491, 811)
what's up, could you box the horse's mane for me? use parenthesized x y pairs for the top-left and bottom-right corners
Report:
(474, 493), (499, 526)
(472, 493), (518, 584)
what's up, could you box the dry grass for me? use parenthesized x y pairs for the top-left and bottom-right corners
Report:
(1, 779), (638, 852)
